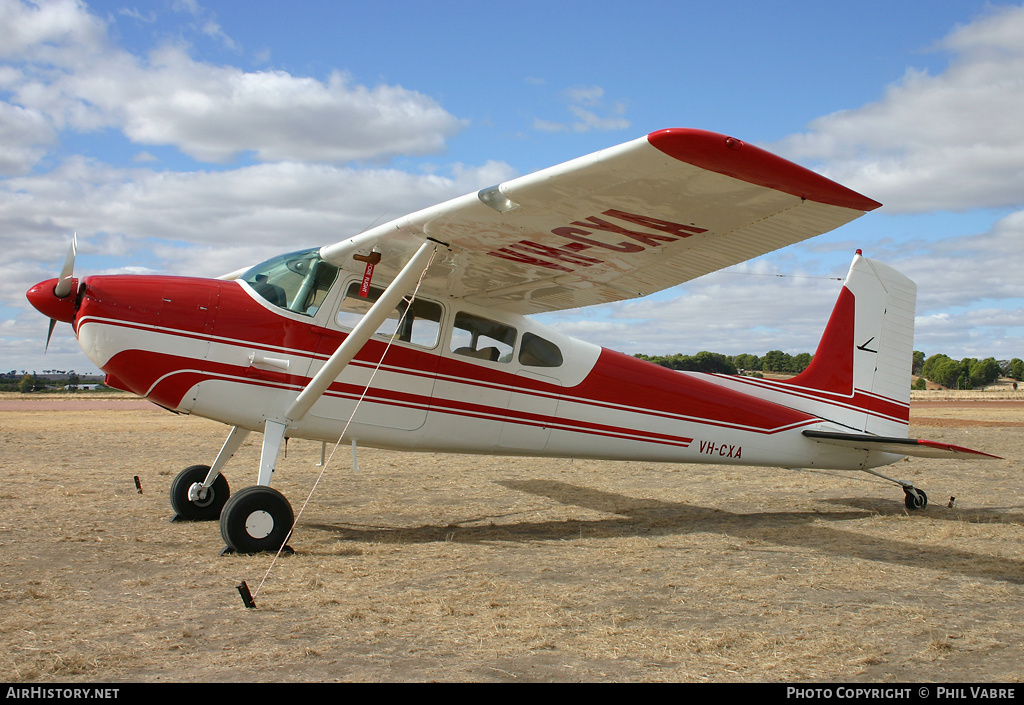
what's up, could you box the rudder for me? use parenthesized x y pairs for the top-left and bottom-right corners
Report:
(788, 252), (917, 436)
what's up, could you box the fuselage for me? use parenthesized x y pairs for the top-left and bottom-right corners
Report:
(50, 267), (901, 472)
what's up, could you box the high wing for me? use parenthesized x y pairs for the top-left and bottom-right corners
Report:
(320, 128), (881, 315)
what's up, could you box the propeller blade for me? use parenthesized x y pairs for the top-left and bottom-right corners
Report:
(53, 233), (77, 299)
(45, 318), (57, 353)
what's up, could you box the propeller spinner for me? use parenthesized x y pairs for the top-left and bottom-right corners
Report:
(25, 235), (80, 351)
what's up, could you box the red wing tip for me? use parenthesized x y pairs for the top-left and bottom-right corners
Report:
(646, 128), (882, 213)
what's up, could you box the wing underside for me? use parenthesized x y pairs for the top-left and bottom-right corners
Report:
(321, 128), (881, 315)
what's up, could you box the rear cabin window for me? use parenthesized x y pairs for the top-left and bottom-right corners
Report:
(518, 332), (563, 368)
(451, 312), (516, 363)
(335, 283), (443, 348)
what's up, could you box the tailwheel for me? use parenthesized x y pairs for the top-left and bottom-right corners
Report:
(904, 487), (928, 511)
(220, 485), (295, 554)
(170, 464), (230, 521)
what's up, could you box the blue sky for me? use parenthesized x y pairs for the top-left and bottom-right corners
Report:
(3, 0), (1023, 375)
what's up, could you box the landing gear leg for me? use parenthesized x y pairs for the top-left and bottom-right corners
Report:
(219, 420), (294, 554)
(169, 426), (250, 521)
(169, 464), (229, 521)
(862, 467), (928, 511)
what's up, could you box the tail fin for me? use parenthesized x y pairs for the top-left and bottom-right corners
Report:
(786, 251), (916, 436)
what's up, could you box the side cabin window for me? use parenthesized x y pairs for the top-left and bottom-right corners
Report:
(335, 283), (443, 348)
(451, 312), (516, 363)
(450, 312), (564, 368)
(519, 332), (563, 368)
(241, 248), (339, 316)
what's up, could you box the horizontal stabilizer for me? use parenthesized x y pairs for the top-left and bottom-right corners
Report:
(803, 430), (1001, 460)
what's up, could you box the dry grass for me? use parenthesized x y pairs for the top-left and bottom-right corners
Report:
(0, 401), (1022, 682)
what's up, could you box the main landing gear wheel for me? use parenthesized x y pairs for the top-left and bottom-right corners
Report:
(170, 464), (230, 521)
(220, 486), (295, 554)
(904, 487), (928, 511)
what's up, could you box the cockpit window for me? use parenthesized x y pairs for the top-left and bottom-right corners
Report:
(336, 283), (443, 348)
(241, 249), (339, 316)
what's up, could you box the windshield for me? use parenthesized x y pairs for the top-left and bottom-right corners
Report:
(241, 248), (340, 316)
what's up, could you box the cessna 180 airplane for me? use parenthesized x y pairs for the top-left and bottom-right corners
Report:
(26, 128), (997, 554)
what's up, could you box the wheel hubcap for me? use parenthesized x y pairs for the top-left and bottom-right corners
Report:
(244, 510), (275, 539)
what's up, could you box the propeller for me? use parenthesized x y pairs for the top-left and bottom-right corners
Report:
(44, 235), (78, 351)
(25, 234), (80, 353)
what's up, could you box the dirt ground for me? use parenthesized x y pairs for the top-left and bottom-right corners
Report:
(1, 395), (1022, 683)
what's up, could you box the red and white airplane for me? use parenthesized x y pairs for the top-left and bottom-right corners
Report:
(26, 128), (997, 554)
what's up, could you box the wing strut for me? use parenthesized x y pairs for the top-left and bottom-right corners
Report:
(256, 240), (439, 486)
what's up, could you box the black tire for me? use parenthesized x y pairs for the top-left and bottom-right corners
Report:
(170, 464), (230, 521)
(904, 488), (928, 510)
(219, 485), (294, 554)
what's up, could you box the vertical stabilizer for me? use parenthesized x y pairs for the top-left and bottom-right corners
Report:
(788, 252), (917, 436)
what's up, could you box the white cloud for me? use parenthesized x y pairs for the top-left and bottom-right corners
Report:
(0, 0), (108, 61)
(894, 209), (1024, 317)
(776, 4), (1024, 213)
(169, 0), (238, 51)
(567, 104), (630, 133)
(0, 156), (517, 322)
(564, 85), (605, 107)
(534, 84), (631, 134)
(533, 118), (568, 133)
(110, 52), (465, 163)
(1, 0), (465, 166)
(0, 101), (54, 174)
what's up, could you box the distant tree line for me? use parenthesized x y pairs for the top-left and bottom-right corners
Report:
(1, 371), (101, 393)
(633, 350), (814, 376)
(636, 350), (1024, 390)
(918, 354), (1022, 390)
(2, 373), (81, 393)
